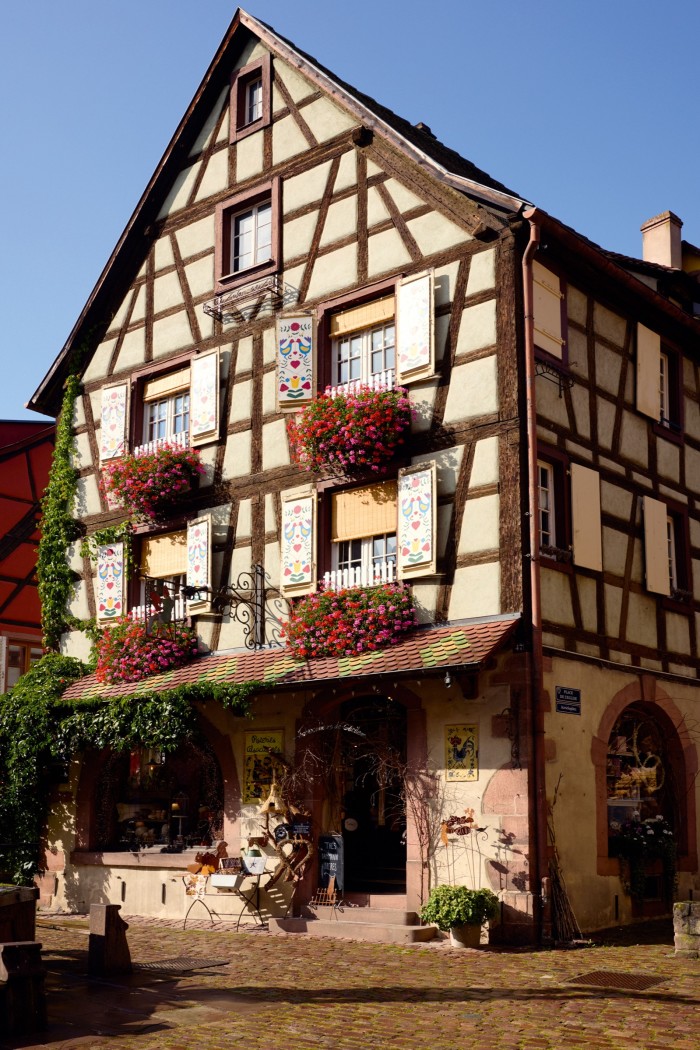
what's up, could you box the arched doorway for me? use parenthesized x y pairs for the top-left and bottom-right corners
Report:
(338, 695), (407, 894)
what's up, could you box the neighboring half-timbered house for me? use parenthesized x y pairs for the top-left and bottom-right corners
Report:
(0, 421), (53, 691)
(28, 9), (700, 941)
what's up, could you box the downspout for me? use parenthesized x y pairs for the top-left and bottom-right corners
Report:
(521, 213), (551, 943)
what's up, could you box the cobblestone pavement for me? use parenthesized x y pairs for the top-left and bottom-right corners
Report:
(2, 915), (698, 1050)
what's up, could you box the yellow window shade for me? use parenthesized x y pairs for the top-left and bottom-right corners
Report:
(332, 481), (398, 542)
(330, 296), (394, 338)
(143, 367), (190, 402)
(140, 531), (187, 578)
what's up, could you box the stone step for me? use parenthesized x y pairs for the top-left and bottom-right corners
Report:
(299, 905), (420, 926)
(269, 917), (438, 944)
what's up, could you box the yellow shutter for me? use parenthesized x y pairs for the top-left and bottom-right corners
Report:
(329, 296), (394, 338)
(143, 368), (190, 402)
(643, 495), (671, 596)
(636, 323), (661, 420)
(332, 481), (398, 542)
(570, 464), (602, 571)
(532, 260), (564, 359)
(140, 531), (187, 578)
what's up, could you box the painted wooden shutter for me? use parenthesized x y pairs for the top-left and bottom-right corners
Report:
(0, 636), (7, 694)
(397, 461), (437, 578)
(643, 495), (671, 596)
(636, 323), (662, 420)
(276, 314), (315, 409)
(570, 464), (602, 571)
(186, 516), (212, 612)
(96, 542), (125, 622)
(280, 487), (317, 597)
(532, 260), (565, 360)
(190, 350), (219, 446)
(396, 270), (435, 384)
(99, 383), (129, 462)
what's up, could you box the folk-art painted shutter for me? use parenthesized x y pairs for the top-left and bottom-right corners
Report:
(190, 350), (219, 446)
(643, 496), (671, 596)
(332, 481), (398, 543)
(96, 542), (125, 623)
(532, 260), (565, 360)
(397, 461), (437, 579)
(0, 636), (6, 694)
(570, 464), (602, 571)
(186, 516), (212, 612)
(636, 323), (662, 420)
(276, 314), (315, 410)
(395, 270), (435, 384)
(280, 488), (317, 597)
(99, 383), (129, 462)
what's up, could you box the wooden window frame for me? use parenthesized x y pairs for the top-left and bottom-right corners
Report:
(230, 54), (271, 143)
(317, 471), (400, 581)
(532, 257), (568, 367)
(663, 499), (692, 612)
(214, 178), (281, 293)
(128, 351), (194, 452)
(316, 277), (399, 391)
(653, 343), (684, 445)
(536, 447), (571, 571)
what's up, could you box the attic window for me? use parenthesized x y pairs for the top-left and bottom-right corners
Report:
(230, 54), (271, 142)
(215, 179), (281, 292)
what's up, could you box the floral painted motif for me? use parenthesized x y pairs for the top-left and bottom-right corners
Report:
(97, 542), (124, 622)
(187, 518), (210, 593)
(398, 467), (433, 570)
(190, 352), (218, 440)
(397, 272), (432, 378)
(277, 315), (314, 405)
(100, 385), (127, 461)
(281, 497), (314, 591)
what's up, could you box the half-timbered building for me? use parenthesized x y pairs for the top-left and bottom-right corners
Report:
(27, 9), (700, 941)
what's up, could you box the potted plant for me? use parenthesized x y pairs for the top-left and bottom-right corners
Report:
(102, 443), (204, 521)
(420, 885), (500, 948)
(94, 616), (199, 684)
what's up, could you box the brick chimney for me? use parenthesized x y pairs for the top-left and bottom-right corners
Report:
(640, 211), (683, 268)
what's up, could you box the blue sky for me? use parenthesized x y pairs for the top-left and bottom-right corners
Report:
(2, 1), (698, 420)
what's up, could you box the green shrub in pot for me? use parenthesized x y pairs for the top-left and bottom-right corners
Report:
(420, 885), (500, 931)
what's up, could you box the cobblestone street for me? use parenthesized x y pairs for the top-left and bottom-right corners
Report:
(2, 916), (698, 1050)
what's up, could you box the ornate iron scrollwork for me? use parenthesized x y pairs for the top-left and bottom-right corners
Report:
(183, 564), (290, 650)
(203, 277), (300, 325)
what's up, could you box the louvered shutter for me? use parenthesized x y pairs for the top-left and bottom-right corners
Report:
(570, 464), (602, 571)
(96, 542), (125, 622)
(100, 384), (129, 462)
(643, 496), (671, 596)
(280, 488), (317, 597)
(396, 270), (435, 384)
(277, 314), (315, 409)
(636, 324), (662, 420)
(190, 350), (220, 446)
(532, 260), (565, 360)
(397, 461), (437, 578)
(186, 516), (212, 612)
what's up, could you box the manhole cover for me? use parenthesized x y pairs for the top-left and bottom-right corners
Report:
(568, 970), (664, 991)
(136, 956), (229, 974)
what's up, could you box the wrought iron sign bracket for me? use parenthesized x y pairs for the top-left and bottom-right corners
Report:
(203, 277), (300, 325)
(535, 359), (575, 397)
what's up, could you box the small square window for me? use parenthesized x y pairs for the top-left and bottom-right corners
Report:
(230, 55), (271, 142)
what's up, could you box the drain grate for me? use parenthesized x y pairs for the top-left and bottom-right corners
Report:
(568, 970), (664, 991)
(136, 956), (229, 974)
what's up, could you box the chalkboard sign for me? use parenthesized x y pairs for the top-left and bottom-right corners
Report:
(318, 833), (344, 893)
(219, 857), (243, 872)
(291, 817), (312, 837)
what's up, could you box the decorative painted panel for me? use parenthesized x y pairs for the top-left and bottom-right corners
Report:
(186, 516), (211, 611)
(280, 490), (317, 597)
(445, 723), (479, 781)
(190, 351), (219, 445)
(397, 461), (437, 578)
(100, 384), (128, 462)
(277, 314), (314, 409)
(96, 542), (124, 622)
(396, 270), (434, 384)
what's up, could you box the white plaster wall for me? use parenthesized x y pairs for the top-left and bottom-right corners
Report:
(284, 161), (333, 213)
(195, 149), (229, 201)
(222, 430), (252, 478)
(157, 163), (199, 219)
(272, 115), (310, 166)
(236, 132), (264, 182)
(176, 216), (216, 259)
(443, 357), (498, 423)
(367, 229), (410, 278)
(448, 563), (500, 619)
(320, 196), (358, 248)
(307, 243), (358, 299)
(456, 300), (497, 355)
(470, 437), (499, 488)
(262, 419), (290, 471)
(152, 311), (193, 358)
(302, 96), (356, 141)
(466, 250), (495, 295)
(406, 212), (472, 255)
(459, 494), (500, 554)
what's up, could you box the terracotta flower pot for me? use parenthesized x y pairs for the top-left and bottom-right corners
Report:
(449, 923), (482, 949)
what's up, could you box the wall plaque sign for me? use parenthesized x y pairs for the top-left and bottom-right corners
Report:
(555, 686), (581, 715)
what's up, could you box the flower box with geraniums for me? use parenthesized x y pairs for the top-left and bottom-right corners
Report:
(288, 385), (412, 476)
(102, 444), (204, 521)
(612, 815), (677, 902)
(95, 616), (199, 685)
(420, 885), (500, 948)
(283, 582), (416, 659)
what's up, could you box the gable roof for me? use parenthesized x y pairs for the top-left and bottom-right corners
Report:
(28, 7), (528, 418)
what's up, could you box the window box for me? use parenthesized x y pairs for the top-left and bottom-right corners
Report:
(102, 444), (204, 523)
(94, 617), (199, 685)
